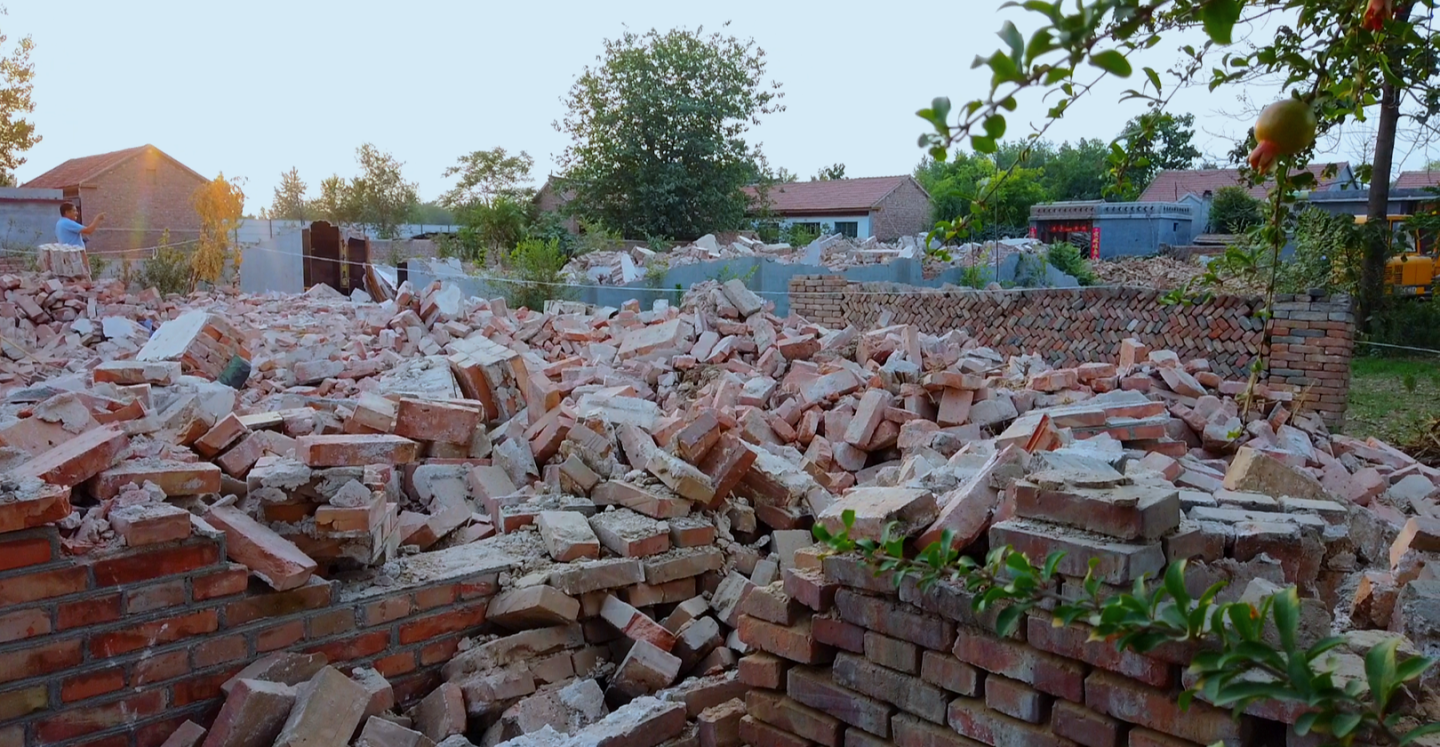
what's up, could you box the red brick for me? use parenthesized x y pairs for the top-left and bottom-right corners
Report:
(0, 564), (88, 605)
(136, 717), (204, 747)
(947, 697), (1071, 747)
(296, 434), (420, 467)
(126, 578), (188, 614)
(834, 589), (953, 650)
(90, 542), (220, 587)
(373, 651), (419, 678)
(193, 635), (249, 668)
(783, 566), (838, 612)
(309, 608), (357, 639)
(306, 630), (391, 663)
(738, 652), (790, 689)
(192, 564), (249, 600)
(0, 607), (50, 643)
(90, 610), (219, 657)
(739, 615), (833, 665)
(395, 399), (482, 445)
(419, 635), (461, 666)
(0, 532), (53, 572)
(458, 574), (499, 599)
(0, 638), (83, 685)
(34, 690), (166, 744)
(0, 685), (49, 722)
(364, 596), (415, 626)
(811, 613), (865, 653)
(746, 690), (844, 747)
(172, 667), (241, 706)
(919, 651), (979, 696)
(1026, 616), (1173, 688)
(891, 712), (974, 747)
(984, 674), (1048, 723)
(1085, 671), (1248, 745)
(952, 627), (1085, 703)
(223, 578), (333, 626)
(255, 620), (307, 652)
(15, 424), (128, 489)
(72, 734), (131, 747)
(131, 649), (189, 686)
(786, 667), (893, 739)
(398, 602), (488, 644)
(414, 583), (459, 610)
(61, 668), (126, 703)
(205, 505), (316, 591)
(739, 715), (810, 747)
(1053, 700), (1121, 747)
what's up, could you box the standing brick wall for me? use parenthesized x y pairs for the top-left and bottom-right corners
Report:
(740, 553), (1316, 747)
(870, 179), (932, 241)
(84, 155), (206, 258)
(0, 524), (502, 747)
(787, 276), (1354, 425)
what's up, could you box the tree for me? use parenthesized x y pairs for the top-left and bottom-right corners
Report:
(0, 8), (38, 183)
(270, 167), (308, 221)
(1207, 186), (1264, 233)
(347, 144), (419, 239)
(813, 163), (846, 181)
(914, 152), (1049, 237)
(1113, 112), (1201, 199)
(309, 175), (356, 225)
(191, 174), (245, 288)
(440, 148), (535, 210)
(555, 26), (784, 240)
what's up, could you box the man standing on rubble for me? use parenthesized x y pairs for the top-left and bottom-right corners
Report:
(55, 202), (105, 248)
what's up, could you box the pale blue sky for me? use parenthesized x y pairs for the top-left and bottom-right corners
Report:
(9, 1), (1424, 213)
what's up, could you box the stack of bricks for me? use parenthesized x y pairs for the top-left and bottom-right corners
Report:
(1264, 294), (1355, 426)
(787, 277), (1356, 425)
(0, 521), (503, 747)
(735, 546), (1291, 747)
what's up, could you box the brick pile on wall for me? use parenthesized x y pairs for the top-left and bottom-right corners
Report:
(788, 276), (1354, 425)
(732, 548), (1336, 747)
(0, 523), (500, 747)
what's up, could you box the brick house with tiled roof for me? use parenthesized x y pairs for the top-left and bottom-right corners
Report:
(1138, 164), (1358, 203)
(1394, 170), (1440, 191)
(744, 175), (931, 241)
(22, 144), (208, 256)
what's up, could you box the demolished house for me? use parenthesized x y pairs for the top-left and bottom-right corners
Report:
(0, 266), (1433, 747)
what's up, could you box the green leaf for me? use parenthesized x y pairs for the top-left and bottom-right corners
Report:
(1273, 587), (1299, 652)
(1366, 638), (1400, 711)
(984, 115), (1007, 140)
(1089, 50), (1132, 77)
(1144, 66), (1162, 93)
(1164, 560), (1190, 606)
(1294, 712), (1318, 736)
(1393, 654), (1437, 686)
(973, 136), (997, 154)
(996, 604), (1027, 638)
(1401, 722), (1440, 745)
(999, 21), (1024, 61)
(931, 97), (952, 124)
(1042, 552), (1065, 581)
(1200, 0), (1244, 45)
(1332, 712), (1362, 738)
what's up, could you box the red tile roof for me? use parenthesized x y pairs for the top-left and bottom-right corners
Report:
(745, 176), (924, 214)
(1138, 164), (1353, 202)
(1394, 171), (1440, 190)
(21, 144), (205, 189)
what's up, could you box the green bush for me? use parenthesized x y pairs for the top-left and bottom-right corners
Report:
(1045, 242), (1098, 285)
(504, 238), (569, 311)
(1365, 298), (1440, 351)
(1278, 207), (1360, 296)
(136, 231), (192, 296)
(1208, 186), (1264, 233)
(784, 223), (821, 246)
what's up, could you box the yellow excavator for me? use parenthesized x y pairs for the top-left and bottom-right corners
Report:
(1352, 214), (1440, 298)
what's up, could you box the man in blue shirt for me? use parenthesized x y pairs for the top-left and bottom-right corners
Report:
(55, 202), (106, 247)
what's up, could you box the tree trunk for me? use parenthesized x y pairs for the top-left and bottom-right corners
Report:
(1356, 8), (1413, 333)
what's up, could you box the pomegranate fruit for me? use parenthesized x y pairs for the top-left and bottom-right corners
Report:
(1247, 99), (1317, 173)
(1364, 0), (1394, 31)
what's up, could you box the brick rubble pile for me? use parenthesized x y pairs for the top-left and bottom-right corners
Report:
(0, 270), (1434, 747)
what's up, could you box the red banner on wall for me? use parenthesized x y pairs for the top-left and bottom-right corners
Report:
(1089, 227), (1101, 260)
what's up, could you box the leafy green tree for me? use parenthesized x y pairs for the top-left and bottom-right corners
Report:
(412, 201), (456, 225)
(308, 175), (356, 225)
(813, 163), (846, 181)
(1207, 185), (1264, 233)
(1112, 112), (1201, 199)
(441, 148), (535, 210)
(347, 144), (419, 239)
(555, 26), (785, 240)
(0, 8), (38, 183)
(1044, 138), (1112, 200)
(914, 154), (1048, 237)
(269, 167), (309, 221)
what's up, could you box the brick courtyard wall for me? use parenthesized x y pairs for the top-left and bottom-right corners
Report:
(0, 523), (501, 747)
(788, 276), (1354, 425)
(740, 554), (1317, 747)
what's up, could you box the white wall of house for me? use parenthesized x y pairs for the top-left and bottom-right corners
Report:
(775, 214), (872, 239)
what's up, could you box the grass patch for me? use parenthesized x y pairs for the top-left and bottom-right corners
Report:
(1344, 355), (1440, 447)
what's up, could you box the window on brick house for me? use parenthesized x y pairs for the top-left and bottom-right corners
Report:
(146, 168), (157, 184)
(835, 221), (858, 238)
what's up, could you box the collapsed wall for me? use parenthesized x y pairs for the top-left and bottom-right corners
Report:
(0, 268), (1428, 747)
(788, 276), (1354, 425)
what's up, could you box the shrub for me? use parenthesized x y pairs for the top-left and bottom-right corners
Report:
(1278, 207), (1360, 296)
(136, 230), (192, 296)
(1045, 242), (1098, 285)
(784, 223), (821, 247)
(1208, 186), (1264, 233)
(504, 238), (569, 311)
(1365, 298), (1440, 351)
